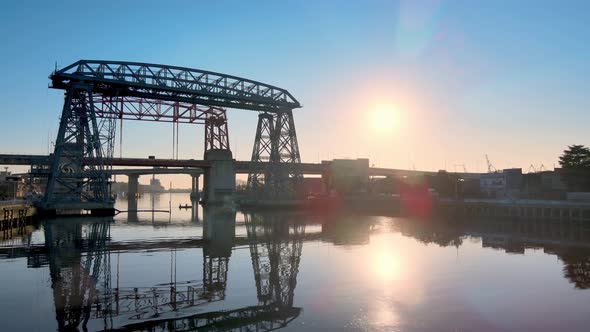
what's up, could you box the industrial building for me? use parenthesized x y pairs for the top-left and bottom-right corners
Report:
(326, 158), (370, 195)
(0, 169), (25, 200)
(480, 168), (523, 199)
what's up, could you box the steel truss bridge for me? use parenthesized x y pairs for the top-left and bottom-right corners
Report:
(27, 213), (307, 331)
(42, 60), (304, 213)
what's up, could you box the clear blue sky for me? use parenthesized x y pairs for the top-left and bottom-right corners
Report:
(1, 0), (589, 180)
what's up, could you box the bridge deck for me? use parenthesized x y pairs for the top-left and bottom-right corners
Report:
(0, 154), (325, 174)
(110, 168), (204, 176)
(0, 154), (438, 177)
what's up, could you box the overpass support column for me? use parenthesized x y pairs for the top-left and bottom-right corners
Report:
(202, 149), (235, 205)
(128, 174), (139, 199)
(190, 174), (200, 202)
(321, 162), (333, 195)
(190, 174), (200, 222)
(127, 174), (139, 216)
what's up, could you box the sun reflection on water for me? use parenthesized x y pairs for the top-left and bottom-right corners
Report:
(372, 251), (402, 282)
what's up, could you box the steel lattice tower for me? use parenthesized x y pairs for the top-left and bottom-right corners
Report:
(247, 110), (303, 199)
(204, 110), (230, 151)
(43, 84), (113, 212)
(247, 113), (275, 194)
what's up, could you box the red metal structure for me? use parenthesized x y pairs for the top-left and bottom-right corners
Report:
(92, 96), (229, 152)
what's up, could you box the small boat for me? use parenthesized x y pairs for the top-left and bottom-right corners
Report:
(178, 204), (191, 209)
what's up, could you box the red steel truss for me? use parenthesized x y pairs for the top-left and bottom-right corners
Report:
(92, 96), (229, 152)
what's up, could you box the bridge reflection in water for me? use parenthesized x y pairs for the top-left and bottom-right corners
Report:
(4, 211), (590, 330)
(41, 208), (305, 331)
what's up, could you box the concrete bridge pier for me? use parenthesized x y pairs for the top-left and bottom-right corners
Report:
(202, 149), (235, 205)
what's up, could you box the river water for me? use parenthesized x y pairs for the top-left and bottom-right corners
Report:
(1, 193), (590, 331)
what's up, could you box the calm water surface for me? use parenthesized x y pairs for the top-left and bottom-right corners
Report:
(1, 193), (590, 331)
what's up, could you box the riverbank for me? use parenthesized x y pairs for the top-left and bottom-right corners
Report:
(238, 195), (590, 222)
(437, 198), (590, 221)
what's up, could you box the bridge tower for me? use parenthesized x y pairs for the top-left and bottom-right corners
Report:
(204, 110), (229, 152)
(247, 110), (303, 200)
(247, 113), (274, 194)
(202, 109), (235, 205)
(43, 83), (115, 214)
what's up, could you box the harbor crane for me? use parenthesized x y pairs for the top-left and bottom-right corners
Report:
(485, 154), (497, 173)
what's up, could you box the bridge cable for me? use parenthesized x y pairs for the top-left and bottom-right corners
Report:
(172, 122), (175, 159)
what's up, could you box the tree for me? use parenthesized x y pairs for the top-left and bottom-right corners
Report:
(559, 145), (590, 168)
(559, 145), (590, 192)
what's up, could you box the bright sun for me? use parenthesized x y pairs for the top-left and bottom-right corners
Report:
(371, 103), (397, 132)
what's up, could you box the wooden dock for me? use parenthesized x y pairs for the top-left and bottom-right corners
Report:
(1, 201), (36, 240)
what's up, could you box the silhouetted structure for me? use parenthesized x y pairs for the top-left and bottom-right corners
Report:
(37, 60), (302, 214)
